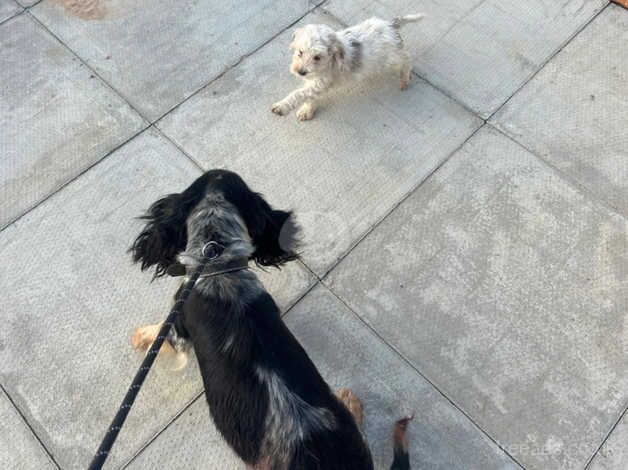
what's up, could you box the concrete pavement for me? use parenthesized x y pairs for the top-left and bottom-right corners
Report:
(0, 1), (625, 469)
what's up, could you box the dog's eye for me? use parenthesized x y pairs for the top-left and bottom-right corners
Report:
(313, 55), (321, 61)
(298, 50), (303, 57)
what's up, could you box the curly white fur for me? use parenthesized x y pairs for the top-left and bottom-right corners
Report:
(272, 14), (424, 121)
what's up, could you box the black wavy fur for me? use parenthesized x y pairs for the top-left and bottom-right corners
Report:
(130, 169), (299, 277)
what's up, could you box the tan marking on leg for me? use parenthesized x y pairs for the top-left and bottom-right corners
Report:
(335, 388), (364, 427)
(131, 322), (176, 354)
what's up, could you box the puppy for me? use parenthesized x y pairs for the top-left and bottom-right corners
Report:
(130, 170), (412, 469)
(271, 14), (424, 120)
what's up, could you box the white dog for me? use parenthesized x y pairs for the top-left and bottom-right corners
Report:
(271, 14), (424, 121)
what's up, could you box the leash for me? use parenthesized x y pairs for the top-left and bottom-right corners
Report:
(88, 241), (248, 470)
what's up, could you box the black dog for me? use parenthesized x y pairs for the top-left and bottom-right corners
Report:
(130, 170), (411, 469)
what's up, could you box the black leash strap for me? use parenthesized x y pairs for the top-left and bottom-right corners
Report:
(88, 242), (245, 470)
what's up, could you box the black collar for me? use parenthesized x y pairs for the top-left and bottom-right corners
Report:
(196, 257), (250, 279)
(165, 241), (249, 277)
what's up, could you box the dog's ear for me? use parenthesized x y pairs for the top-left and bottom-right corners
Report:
(328, 35), (345, 70)
(131, 172), (215, 277)
(226, 186), (300, 266)
(130, 193), (189, 278)
(251, 207), (300, 267)
(210, 171), (300, 266)
(289, 28), (302, 50)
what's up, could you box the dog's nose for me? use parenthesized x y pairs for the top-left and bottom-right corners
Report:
(298, 69), (307, 76)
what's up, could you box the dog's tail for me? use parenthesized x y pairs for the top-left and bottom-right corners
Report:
(390, 414), (414, 470)
(392, 14), (425, 28)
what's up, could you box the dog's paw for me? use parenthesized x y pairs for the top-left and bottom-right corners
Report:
(271, 101), (290, 116)
(400, 79), (410, 91)
(131, 323), (161, 351)
(296, 105), (315, 121)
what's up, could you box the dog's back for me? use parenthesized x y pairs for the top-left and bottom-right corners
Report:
(338, 14), (421, 80)
(185, 286), (374, 469)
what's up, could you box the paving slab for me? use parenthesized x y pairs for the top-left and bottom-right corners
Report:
(492, 5), (627, 217)
(0, 0), (21, 23)
(0, 129), (314, 469)
(589, 410), (628, 470)
(126, 397), (245, 470)
(326, 126), (628, 470)
(30, 0), (319, 121)
(158, 10), (481, 277)
(0, 389), (56, 470)
(325, 0), (608, 117)
(128, 285), (518, 470)
(0, 14), (144, 229)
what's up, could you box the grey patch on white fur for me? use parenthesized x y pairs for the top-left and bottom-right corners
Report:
(256, 367), (336, 463)
(349, 39), (362, 71)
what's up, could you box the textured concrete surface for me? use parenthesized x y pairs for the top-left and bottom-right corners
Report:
(327, 126), (628, 470)
(0, 0), (21, 23)
(158, 10), (481, 276)
(589, 411), (628, 469)
(31, 0), (320, 121)
(0, 14), (144, 229)
(0, 389), (55, 469)
(2, 1), (626, 469)
(492, 5), (628, 217)
(325, 0), (607, 117)
(128, 286), (519, 470)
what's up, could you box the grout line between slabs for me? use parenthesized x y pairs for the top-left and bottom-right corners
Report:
(0, 384), (61, 470)
(118, 389), (205, 470)
(302, 282), (525, 469)
(584, 400), (628, 469)
(150, 0), (328, 128)
(0, 0), (44, 26)
(489, 123), (627, 221)
(23, 0), (44, 7)
(26, 7), (149, 122)
(153, 126), (205, 173)
(316, 283), (526, 469)
(0, 9), (23, 26)
(314, 121), (486, 280)
(486, 0), (610, 122)
(0, 0), (328, 234)
(0, 121), (150, 232)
